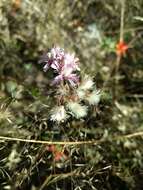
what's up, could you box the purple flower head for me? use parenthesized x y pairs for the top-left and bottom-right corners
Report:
(52, 73), (79, 86)
(52, 53), (80, 86)
(39, 46), (80, 86)
(39, 47), (65, 72)
(51, 47), (65, 61)
(64, 53), (80, 72)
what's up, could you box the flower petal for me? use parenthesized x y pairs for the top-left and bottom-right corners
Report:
(52, 75), (64, 85)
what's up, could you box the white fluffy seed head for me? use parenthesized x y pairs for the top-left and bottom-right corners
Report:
(50, 106), (67, 123)
(76, 89), (85, 99)
(85, 90), (100, 105)
(76, 76), (95, 100)
(67, 102), (87, 119)
(79, 76), (94, 91)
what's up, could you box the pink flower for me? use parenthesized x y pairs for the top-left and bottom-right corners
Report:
(52, 52), (80, 86)
(64, 53), (80, 72)
(52, 73), (79, 86)
(39, 47), (64, 72)
(39, 46), (80, 86)
(51, 47), (65, 61)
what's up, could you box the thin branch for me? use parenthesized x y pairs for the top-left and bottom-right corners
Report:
(0, 136), (100, 145)
(114, 0), (126, 100)
(122, 131), (143, 139)
(120, 0), (125, 42)
(0, 131), (143, 146)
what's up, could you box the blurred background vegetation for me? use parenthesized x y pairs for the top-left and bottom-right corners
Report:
(0, 0), (143, 189)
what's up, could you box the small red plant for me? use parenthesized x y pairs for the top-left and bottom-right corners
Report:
(116, 40), (128, 56)
(47, 145), (67, 162)
(47, 145), (56, 152)
(54, 151), (66, 161)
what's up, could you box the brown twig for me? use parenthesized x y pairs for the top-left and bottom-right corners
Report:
(114, 0), (126, 100)
(0, 130), (143, 146)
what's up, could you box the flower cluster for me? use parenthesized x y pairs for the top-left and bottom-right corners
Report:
(39, 47), (100, 123)
(49, 75), (100, 122)
(39, 47), (80, 86)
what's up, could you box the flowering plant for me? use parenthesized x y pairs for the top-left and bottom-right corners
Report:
(116, 40), (128, 56)
(39, 47), (79, 86)
(39, 46), (100, 123)
(47, 145), (67, 161)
